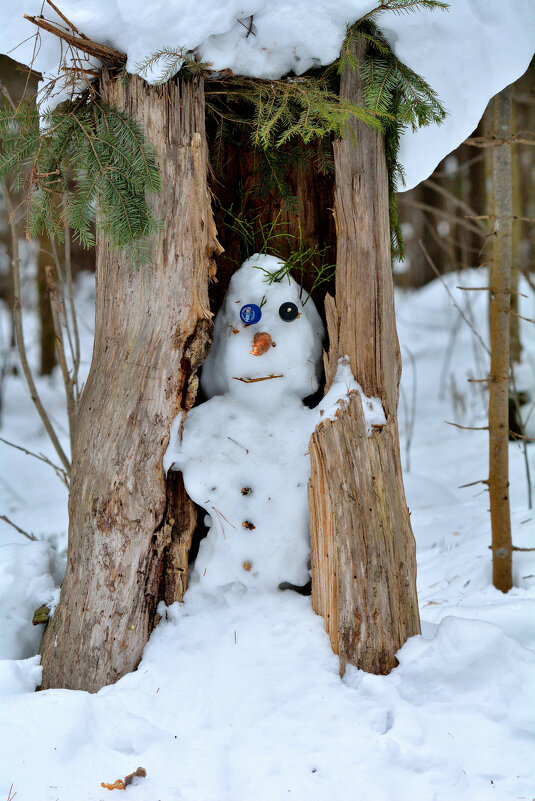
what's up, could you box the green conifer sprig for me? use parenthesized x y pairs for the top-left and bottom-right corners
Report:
(223, 207), (335, 301)
(206, 75), (387, 150)
(0, 97), (161, 251)
(339, 10), (447, 258)
(136, 48), (208, 85)
(0, 101), (40, 190)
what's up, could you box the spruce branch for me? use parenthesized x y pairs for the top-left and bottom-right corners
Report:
(0, 97), (161, 252)
(136, 48), (208, 85)
(206, 75), (386, 151)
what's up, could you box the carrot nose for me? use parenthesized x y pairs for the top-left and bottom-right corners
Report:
(250, 331), (272, 356)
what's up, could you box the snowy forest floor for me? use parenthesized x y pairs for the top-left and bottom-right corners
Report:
(0, 266), (534, 801)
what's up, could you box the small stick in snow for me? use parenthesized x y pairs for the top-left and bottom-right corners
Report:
(232, 374), (283, 383)
(227, 437), (248, 454)
(210, 506), (237, 529)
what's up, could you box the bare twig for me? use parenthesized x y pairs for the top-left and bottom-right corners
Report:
(509, 366), (532, 509)
(438, 312), (462, 400)
(45, 0), (84, 36)
(400, 346), (417, 472)
(232, 374), (283, 383)
(511, 311), (535, 324)
(465, 135), (535, 147)
(63, 213), (80, 399)
(458, 478), (489, 489)
(432, 151), (485, 178)
(445, 420), (488, 431)
(419, 241), (491, 357)
(44, 265), (76, 442)
(0, 436), (70, 488)
(422, 178), (487, 234)
(0, 514), (37, 541)
(227, 437), (249, 454)
(0, 79), (17, 112)
(521, 267), (535, 293)
(1, 180), (71, 476)
(23, 14), (126, 65)
(401, 198), (485, 237)
(237, 16), (256, 37)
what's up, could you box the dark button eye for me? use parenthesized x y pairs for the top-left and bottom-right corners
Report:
(279, 302), (299, 321)
(240, 304), (262, 324)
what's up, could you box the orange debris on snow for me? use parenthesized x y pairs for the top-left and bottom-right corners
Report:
(101, 767), (147, 791)
(101, 780), (125, 791)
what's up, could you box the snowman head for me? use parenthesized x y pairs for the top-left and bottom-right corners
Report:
(201, 255), (325, 405)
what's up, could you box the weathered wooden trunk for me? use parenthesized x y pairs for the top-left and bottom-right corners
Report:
(40, 72), (220, 691)
(308, 43), (421, 674)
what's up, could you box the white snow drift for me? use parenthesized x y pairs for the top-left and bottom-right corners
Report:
(0, 267), (534, 800)
(1, 1), (534, 189)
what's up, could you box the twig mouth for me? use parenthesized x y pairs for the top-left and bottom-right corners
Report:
(232, 374), (284, 383)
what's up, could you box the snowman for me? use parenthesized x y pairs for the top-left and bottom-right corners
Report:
(164, 254), (382, 593)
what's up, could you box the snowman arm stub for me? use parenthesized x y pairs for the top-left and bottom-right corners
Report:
(312, 357), (386, 436)
(163, 410), (187, 474)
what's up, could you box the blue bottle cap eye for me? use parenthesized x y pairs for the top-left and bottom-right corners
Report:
(240, 303), (262, 325)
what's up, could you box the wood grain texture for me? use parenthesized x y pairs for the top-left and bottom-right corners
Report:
(310, 397), (419, 674)
(40, 72), (221, 691)
(309, 41), (420, 674)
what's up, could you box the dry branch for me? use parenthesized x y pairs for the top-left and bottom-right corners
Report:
(0, 514), (37, 541)
(0, 435), (69, 487)
(2, 179), (71, 476)
(23, 13), (126, 65)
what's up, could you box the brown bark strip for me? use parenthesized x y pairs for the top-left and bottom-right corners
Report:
(489, 88), (513, 593)
(39, 72), (221, 692)
(309, 39), (420, 674)
(37, 240), (56, 376)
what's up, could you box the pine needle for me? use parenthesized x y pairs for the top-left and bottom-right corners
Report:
(0, 98), (161, 253)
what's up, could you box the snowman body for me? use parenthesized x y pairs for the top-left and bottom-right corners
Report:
(164, 255), (326, 592)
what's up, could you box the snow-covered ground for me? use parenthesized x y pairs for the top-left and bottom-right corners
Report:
(0, 263), (534, 801)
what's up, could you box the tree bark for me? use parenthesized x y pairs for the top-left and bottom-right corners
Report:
(40, 71), (221, 691)
(489, 87), (513, 593)
(208, 127), (336, 311)
(37, 237), (56, 376)
(308, 41), (420, 675)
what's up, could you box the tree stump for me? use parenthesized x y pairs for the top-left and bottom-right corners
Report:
(308, 41), (420, 675)
(39, 72), (221, 692)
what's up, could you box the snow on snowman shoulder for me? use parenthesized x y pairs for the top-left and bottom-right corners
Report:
(164, 254), (385, 594)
